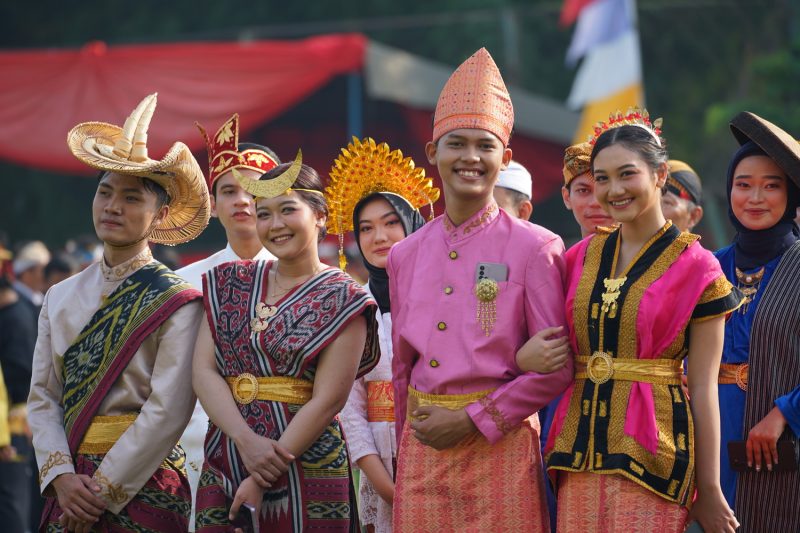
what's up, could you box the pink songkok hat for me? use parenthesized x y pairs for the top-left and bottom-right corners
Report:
(432, 48), (514, 146)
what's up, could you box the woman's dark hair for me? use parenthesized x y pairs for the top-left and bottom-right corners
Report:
(258, 163), (328, 242)
(590, 125), (668, 173)
(97, 171), (170, 208)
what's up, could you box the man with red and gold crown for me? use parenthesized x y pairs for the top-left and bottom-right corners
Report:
(176, 114), (280, 530)
(387, 48), (573, 531)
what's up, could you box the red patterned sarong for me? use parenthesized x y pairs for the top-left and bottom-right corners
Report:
(393, 415), (549, 533)
(41, 449), (190, 532)
(556, 472), (688, 533)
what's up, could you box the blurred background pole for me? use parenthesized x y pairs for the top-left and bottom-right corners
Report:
(347, 72), (363, 139)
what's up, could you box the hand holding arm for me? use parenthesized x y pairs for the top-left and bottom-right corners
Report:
(515, 326), (571, 373)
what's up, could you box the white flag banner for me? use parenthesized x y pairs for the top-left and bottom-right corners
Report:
(567, 29), (642, 109)
(565, 0), (633, 65)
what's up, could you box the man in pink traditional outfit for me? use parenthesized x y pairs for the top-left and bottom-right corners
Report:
(387, 48), (573, 532)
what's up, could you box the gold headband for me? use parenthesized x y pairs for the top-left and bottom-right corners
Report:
(233, 150), (309, 198)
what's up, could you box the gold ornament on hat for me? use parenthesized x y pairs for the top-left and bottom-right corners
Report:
(66, 93), (210, 245)
(232, 150), (306, 199)
(325, 136), (440, 270)
(475, 278), (499, 336)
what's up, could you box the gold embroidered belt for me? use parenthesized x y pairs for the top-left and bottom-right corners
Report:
(78, 414), (138, 455)
(407, 386), (495, 420)
(367, 381), (395, 422)
(575, 352), (683, 385)
(718, 363), (748, 391)
(8, 403), (28, 436)
(225, 374), (313, 405)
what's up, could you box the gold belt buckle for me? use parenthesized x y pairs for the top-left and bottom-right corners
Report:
(587, 351), (614, 384)
(736, 364), (748, 392)
(232, 373), (259, 404)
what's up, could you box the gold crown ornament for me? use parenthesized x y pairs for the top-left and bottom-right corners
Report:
(588, 108), (663, 147)
(67, 93), (210, 245)
(232, 150), (308, 199)
(325, 137), (440, 270)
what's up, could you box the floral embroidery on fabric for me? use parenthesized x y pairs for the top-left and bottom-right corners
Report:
(443, 202), (499, 242)
(100, 247), (153, 281)
(94, 469), (128, 504)
(38, 451), (72, 484)
(479, 396), (517, 435)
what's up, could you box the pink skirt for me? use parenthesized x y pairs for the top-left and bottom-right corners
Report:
(393, 416), (549, 533)
(556, 472), (688, 533)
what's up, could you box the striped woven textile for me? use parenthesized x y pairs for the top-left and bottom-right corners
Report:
(735, 241), (800, 532)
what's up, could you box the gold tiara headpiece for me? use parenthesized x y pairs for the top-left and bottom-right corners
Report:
(588, 108), (663, 147)
(326, 136), (440, 270)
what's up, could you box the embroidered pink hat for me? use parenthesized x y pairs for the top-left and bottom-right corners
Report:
(432, 48), (514, 146)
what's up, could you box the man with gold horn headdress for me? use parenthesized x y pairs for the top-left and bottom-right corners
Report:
(27, 93), (210, 532)
(176, 113), (280, 531)
(387, 48), (573, 531)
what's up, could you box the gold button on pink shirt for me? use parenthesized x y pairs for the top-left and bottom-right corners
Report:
(388, 200), (574, 444)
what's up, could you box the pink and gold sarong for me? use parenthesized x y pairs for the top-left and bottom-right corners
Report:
(556, 472), (688, 533)
(393, 387), (549, 533)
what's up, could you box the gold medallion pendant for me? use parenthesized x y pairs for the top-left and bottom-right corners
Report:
(251, 302), (278, 335)
(475, 278), (499, 336)
(601, 276), (626, 317)
(735, 266), (765, 314)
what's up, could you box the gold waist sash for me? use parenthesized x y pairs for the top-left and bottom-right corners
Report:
(367, 381), (395, 422)
(225, 374), (313, 405)
(719, 363), (748, 391)
(78, 414), (137, 455)
(8, 403), (28, 436)
(575, 352), (683, 385)
(407, 386), (494, 420)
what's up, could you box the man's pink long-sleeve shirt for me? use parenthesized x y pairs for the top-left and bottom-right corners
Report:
(388, 200), (573, 445)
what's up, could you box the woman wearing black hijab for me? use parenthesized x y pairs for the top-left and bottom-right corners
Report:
(715, 112), (800, 532)
(328, 137), (439, 533)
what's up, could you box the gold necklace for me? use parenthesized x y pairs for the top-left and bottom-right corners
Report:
(600, 221), (672, 318)
(735, 266), (765, 314)
(272, 264), (323, 294)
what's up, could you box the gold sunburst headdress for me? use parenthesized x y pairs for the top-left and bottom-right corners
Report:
(588, 108), (663, 146)
(326, 137), (440, 270)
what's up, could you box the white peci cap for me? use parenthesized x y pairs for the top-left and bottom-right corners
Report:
(496, 160), (532, 199)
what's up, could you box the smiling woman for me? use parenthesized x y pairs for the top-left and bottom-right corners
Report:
(191, 155), (380, 533)
(540, 111), (742, 533)
(713, 112), (800, 532)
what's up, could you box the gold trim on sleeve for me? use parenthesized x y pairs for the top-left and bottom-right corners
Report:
(38, 451), (72, 485)
(93, 470), (128, 505)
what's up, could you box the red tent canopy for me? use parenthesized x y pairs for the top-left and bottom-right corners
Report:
(0, 34), (366, 174)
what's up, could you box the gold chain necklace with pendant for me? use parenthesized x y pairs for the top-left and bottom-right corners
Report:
(734, 266), (765, 315)
(600, 221), (672, 318)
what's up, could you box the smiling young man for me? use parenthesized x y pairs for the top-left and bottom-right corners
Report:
(175, 115), (279, 529)
(387, 48), (573, 532)
(27, 94), (210, 532)
(562, 141), (615, 238)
